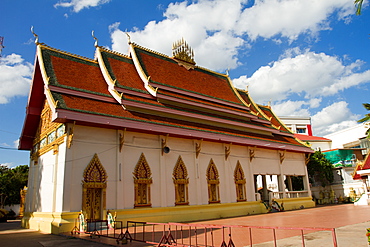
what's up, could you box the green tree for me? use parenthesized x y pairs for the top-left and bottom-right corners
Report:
(355, 0), (364, 15)
(0, 165), (29, 208)
(358, 103), (370, 138)
(307, 150), (334, 187)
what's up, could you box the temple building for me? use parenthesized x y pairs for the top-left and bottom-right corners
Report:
(19, 37), (314, 233)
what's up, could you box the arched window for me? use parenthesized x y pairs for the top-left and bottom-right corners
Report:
(173, 156), (189, 205)
(82, 153), (107, 220)
(133, 153), (152, 207)
(206, 159), (220, 203)
(234, 161), (246, 202)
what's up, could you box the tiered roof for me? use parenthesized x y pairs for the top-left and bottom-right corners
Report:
(353, 153), (370, 180)
(19, 41), (313, 154)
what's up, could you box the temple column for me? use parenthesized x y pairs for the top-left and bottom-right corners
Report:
(278, 175), (285, 199)
(262, 175), (268, 201)
(286, 176), (293, 191)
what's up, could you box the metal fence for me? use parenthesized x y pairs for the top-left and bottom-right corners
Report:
(122, 221), (338, 247)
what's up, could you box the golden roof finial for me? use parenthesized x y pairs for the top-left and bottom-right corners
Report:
(92, 30), (98, 47)
(172, 38), (195, 65)
(30, 26), (39, 44)
(125, 31), (131, 44)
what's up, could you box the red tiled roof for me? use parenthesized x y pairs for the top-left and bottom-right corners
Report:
(105, 54), (147, 91)
(237, 90), (264, 118)
(259, 106), (291, 133)
(135, 47), (242, 104)
(57, 92), (306, 149)
(294, 134), (331, 142)
(158, 89), (250, 116)
(19, 43), (313, 154)
(50, 55), (110, 95)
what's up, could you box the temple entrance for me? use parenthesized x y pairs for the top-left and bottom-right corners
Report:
(82, 154), (107, 220)
(85, 188), (102, 220)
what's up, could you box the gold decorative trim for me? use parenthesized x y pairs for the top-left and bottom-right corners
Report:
(119, 128), (126, 152)
(225, 143), (232, 160)
(129, 43), (157, 97)
(83, 153), (108, 183)
(207, 159), (220, 203)
(234, 161), (246, 202)
(173, 156), (189, 205)
(161, 134), (169, 156)
(195, 139), (203, 158)
(279, 150), (286, 164)
(67, 121), (75, 149)
(131, 42), (169, 59)
(32, 101), (66, 158)
(82, 154), (107, 220)
(305, 153), (311, 165)
(172, 38), (195, 65)
(249, 146), (256, 162)
(39, 43), (95, 63)
(99, 46), (131, 59)
(133, 153), (152, 207)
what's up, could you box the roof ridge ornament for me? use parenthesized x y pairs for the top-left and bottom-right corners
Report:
(92, 30), (99, 47)
(172, 38), (195, 66)
(31, 26), (40, 44)
(125, 31), (131, 44)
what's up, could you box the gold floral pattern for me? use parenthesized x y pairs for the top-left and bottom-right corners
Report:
(234, 161), (246, 202)
(133, 153), (152, 207)
(173, 156), (189, 205)
(206, 159), (220, 203)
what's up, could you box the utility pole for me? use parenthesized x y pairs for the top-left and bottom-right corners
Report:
(0, 37), (4, 57)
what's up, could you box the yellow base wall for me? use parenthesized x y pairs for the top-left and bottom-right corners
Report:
(21, 198), (315, 234)
(273, 197), (315, 211)
(22, 212), (80, 234)
(114, 201), (267, 225)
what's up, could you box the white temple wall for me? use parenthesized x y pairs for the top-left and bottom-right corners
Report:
(282, 152), (306, 176)
(38, 149), (56, 212)
(47, 124), (311, 214)
(226, 145), (253, 201)
(63, 125), (117, 212)
(252, 148), (280, 175)
(25, 158), (37, 212)
(54, 141), (67, 212)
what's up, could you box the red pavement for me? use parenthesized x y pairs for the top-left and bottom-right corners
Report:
(69, 204), (370, 246)
(203, 204), (370, 228)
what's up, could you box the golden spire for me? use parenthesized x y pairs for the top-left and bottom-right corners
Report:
(172, 38), (195, 65)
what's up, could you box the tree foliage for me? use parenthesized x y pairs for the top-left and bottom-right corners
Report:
(358, 103), (370, 138)
(355, 0), (364, 15)
(307, 150), (334, 187)
(0, 165), (29, 207)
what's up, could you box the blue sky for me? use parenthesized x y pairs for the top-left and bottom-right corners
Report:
(1, 0), (369, 168)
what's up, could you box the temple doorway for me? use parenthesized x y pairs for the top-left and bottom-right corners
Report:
(82, 154), (107, 220)
(85, 188), (102, 220)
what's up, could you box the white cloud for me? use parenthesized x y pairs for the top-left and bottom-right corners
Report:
(272, 100), (311, 117)
(13, 139), (19, 149)
(235, 0), (353, 41)
(233, 49), (370, 103)
(109, 0), (356, 71)
(0, 54), (33, 104)
(106, 0), (367, 137)
(54, 0), (111, 13)
(311, 101), (359, 136)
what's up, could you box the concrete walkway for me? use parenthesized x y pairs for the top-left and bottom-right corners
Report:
(1, 204), (369, 246)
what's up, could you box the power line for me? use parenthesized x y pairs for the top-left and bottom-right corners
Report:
(0, 146), (21, 151)
(0, 129), (20, 136)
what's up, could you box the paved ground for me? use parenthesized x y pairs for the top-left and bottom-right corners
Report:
(0, 204), (369, 246)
